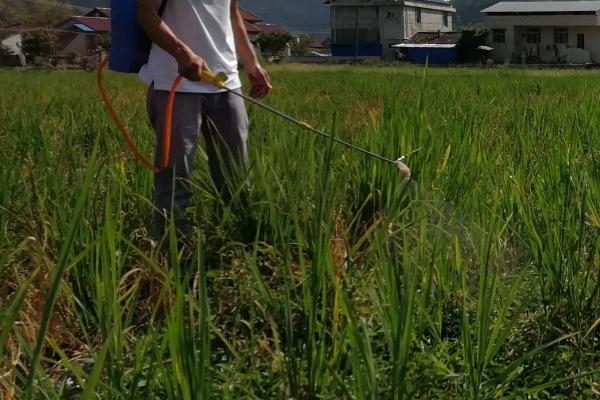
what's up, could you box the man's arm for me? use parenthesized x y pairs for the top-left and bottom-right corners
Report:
(137, 0), (206, 81)
(230, 0), (272, 98)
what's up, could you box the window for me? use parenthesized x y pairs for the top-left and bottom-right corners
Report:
(577, 33), (585, 49)
(492, 29), (505, 44)
(386, 11), (396, 20)
(553, 28), (568, 44)
(416, 8), (422, 23)
(443, 12), (449, 27)
(526, 28), (541, 44)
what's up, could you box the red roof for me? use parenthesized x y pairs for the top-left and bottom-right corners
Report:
(239, 8), (262, 23)
(255, 23), (288, 35)
(73, 17), (110, 33)
(245, 22), (262, 34)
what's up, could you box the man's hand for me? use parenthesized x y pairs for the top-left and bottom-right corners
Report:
(139, 0), (200, 78)
(176, 51), (207, 82)
(230, 0), (272, 98)
(246, 64), (272, 98)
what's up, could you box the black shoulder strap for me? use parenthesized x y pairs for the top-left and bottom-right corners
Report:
(158, 0), (168, 17)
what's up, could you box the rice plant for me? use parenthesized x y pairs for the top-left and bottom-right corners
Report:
(1, 65), (600, 399)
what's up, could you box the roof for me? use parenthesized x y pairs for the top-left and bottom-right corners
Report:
(245, 22), (262, 34)
(239, 7), (262, 23)
(73, 23), (94, 32)
(482, 1), (600, 13)
(76, 17), (110, 32)
(309, 37), (329, 48)
(404, 31), (462, 45)
(84, 7), (112, 17)
(63, 17), (110, 33)
(96, 8), (111, 17)
(324, 0), (453, 6)
(255, 22), (289, 35)
(394, 43), (457, 48)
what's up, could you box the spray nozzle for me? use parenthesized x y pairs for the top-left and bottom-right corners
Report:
(395, 157), (411, 180)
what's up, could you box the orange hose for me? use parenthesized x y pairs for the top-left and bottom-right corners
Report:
(96, 55), (182, 173)
(162, 75), (183, 170)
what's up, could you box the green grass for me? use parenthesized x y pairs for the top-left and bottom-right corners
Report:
(2, 65), (600, 399)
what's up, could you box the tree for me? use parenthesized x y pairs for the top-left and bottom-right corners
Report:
(0, 0), (71, 27)
(95, 34), (111, 51)
(256, 32), (294, 56)
(290, 35), (315, 57)
(453, 0), (496, 27)
(20, 31), (55, 60)
(458, 28), (489, 63)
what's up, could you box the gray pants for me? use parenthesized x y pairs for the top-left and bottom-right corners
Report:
(146, 85), (249, 216)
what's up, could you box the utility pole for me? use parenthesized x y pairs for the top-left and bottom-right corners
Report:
(354, 8), (359, 64)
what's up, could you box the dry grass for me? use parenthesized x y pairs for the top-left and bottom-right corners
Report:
(0, 238), (85, 399)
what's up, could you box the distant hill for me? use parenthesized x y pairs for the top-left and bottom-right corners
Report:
(0, 0), (77, 27)
(68, 0), (109, 8)
(453, 0), (497, 26)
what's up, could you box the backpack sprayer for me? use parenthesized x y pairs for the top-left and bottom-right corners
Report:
(98, 0), (411, 179)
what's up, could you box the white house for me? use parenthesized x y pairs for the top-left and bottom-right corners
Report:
(0, 30), (26, 66)
(326, 0), (456, 60)
(482, 1), (600, 64)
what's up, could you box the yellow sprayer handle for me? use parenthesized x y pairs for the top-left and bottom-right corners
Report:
(201, 70), (227, 89)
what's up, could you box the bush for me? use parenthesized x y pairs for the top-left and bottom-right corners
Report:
(20, 30), (55, 60)
(256, 32), (294, 56)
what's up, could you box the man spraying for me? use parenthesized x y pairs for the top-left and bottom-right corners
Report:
(137, 0), (272, 240)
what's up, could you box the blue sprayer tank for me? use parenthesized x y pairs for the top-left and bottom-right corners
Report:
(109, 0), (156, 73)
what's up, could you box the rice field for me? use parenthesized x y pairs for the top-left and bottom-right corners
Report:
(2, 65), (600, 399)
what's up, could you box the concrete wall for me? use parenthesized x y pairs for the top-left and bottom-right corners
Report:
(379, 5), (406, 58)
(484, 14), (600, 27)
(485, 14), (600, 63)
(404, 6), (453, 39)
(57, 34), (90, 56)
(331, 1), (455, 60)
(379, 5), (405, 42)
(332, 6), (381, 43)
(486, 24), (514, 63)
(1, 34), (26, 66)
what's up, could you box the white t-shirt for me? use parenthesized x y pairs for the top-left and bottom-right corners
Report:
(139, 0), (242, 93)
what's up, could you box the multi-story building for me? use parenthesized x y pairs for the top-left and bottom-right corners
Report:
(325, 0), (456, 60)
(482, 1), (600, 64)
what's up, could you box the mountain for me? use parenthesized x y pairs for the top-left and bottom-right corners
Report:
(0, 0), (77, 27)
(453, 0), (496, 26)
(68, 0), (109, 7)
